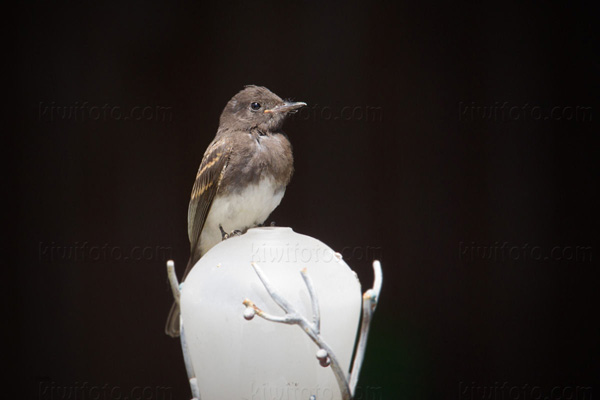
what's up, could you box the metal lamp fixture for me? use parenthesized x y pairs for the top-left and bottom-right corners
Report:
(167, 227), (383, 400)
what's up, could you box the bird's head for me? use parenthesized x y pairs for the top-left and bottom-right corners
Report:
(220, 85), (306, 132)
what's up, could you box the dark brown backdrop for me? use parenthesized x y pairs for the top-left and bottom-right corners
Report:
(10, 2), (597, 399)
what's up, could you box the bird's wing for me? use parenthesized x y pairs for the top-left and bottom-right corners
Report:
(183, 138), (232, 278)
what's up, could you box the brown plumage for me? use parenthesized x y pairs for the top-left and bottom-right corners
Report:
(165, 85), (306, 337)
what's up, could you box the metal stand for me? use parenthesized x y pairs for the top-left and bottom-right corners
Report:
(167, 259), (383, 400)
(167, 261), (200, 400)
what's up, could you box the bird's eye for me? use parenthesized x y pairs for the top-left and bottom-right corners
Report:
(250, 102), (261, 111)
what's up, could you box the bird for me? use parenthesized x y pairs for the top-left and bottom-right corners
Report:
(165, 85), (306, 337)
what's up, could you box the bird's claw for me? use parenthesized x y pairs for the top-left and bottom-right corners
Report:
(219, 225), (228, 240)
(257, 220), (276, 228)
(219, 225), (243, 240)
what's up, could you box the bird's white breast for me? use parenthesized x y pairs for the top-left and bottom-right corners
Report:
(199, 177), (285, 256)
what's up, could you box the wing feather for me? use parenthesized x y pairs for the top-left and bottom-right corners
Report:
(184, 139), (232, 278)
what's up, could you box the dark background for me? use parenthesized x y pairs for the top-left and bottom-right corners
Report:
(10, 2), (597, 399)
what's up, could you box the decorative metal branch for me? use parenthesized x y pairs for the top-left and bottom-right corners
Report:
(349, 260), (383, 393)
(169, 256), (383, 400)
(243, 263), (352, 400)
(166, 260), (200, 400)
(166, 260), (180, 306)
(243, 260), (383, 400)
(301, 268), (321, 334)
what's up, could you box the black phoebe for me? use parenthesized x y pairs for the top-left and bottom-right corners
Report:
(165, 85), (306, 337)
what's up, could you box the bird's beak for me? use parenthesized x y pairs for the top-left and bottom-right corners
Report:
(264, 101), (307, 114)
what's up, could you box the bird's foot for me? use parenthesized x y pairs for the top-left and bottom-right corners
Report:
(258, 221), (277, 227)
(219, 225), (243, 241)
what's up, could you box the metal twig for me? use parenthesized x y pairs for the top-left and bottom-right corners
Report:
(166, 260), (180, 305)
(300, 268), (321, 334)
(348, 260), (383, 394)
(166, 260), (200, 400)
(244, 263), (352, 400)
